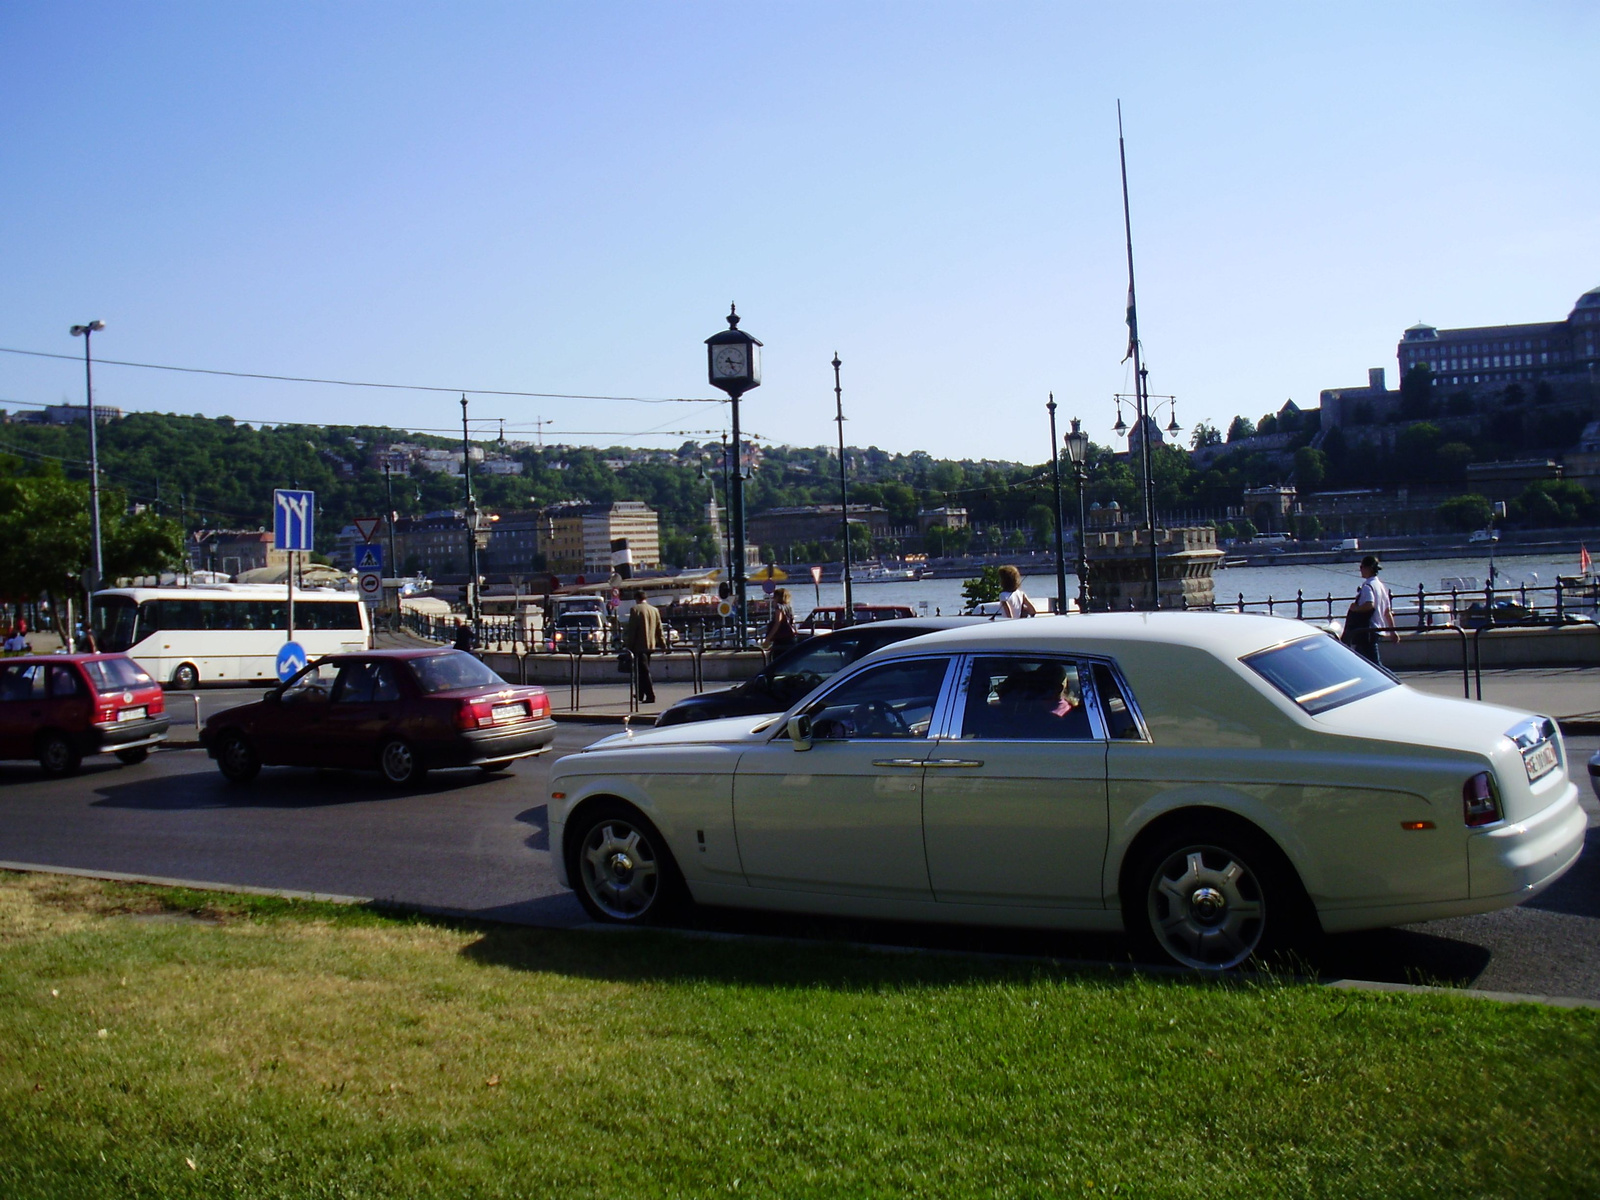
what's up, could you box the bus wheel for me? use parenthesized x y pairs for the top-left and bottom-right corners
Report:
(171, 663), (199, 691)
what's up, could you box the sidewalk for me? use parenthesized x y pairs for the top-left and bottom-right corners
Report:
(1400, 667), (1599, 732)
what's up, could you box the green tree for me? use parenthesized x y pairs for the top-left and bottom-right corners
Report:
(1226, 416), (1256, 442)
(961, 566), (1002, 607)
(1436, 493), (1493, 532)
(1189, 421), (1223, 449)
(1400, 365), (1434, 420)
(1293, 447), (1327, 491)
(1025, 503), (1054, 547)
(1436, 441), (1474, 481)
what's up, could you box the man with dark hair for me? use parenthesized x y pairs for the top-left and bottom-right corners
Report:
(624, 589), (665, 704)
(1346, 555), (1394, 665)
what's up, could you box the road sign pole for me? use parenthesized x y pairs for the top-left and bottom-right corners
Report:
(287, 552), (295, 641)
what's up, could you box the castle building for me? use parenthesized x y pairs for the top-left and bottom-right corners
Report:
(1397, 284), (1600, 390)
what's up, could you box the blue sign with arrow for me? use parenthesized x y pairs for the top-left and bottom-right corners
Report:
(273, 489), (316, 552)
(353, 543), (383, 572)
(275, 641), (307, 683)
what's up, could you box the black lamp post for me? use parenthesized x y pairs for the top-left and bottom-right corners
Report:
(69, 320), (106, 597)
(460, 394), (481, 630)
(1065, 417), (1090, 613)
(1112, 386), (1179, 608)
(833, 353), (854, 625)
(705, 305), (762, 647)
(1046, 393), (1066, 614)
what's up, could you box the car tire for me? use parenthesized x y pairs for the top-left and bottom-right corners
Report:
(378, 738), (425, 786)
(478, 761), (513, 775)
(171, 663), (199, 691)
(215, 732), (261, 784)
(114, 747), (150, 765)
(37, 732), (82, 778)
(566, 801), (684, 925)
(1123, 817), (1311, 971)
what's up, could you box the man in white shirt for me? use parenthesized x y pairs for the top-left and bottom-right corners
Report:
(1347, 555), (1394, 665)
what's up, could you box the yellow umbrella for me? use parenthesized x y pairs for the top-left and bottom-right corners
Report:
(751, 564), (788, 582)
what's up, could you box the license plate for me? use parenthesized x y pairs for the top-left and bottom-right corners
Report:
(117, 706), (146, 723)
(491, 703), (527, 723)
(1523, 740), (1559, 782)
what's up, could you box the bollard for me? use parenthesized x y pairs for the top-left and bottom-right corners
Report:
(1295, 589), (1303, 620)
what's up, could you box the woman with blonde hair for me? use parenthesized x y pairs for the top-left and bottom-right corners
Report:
(997, 566), (1037, 618)
(763, 586), (799, 649)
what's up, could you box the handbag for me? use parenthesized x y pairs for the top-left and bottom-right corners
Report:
(1340, 608), (1371, 646)
(616, 649), (634, 674)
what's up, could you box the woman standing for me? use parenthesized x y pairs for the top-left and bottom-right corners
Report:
(997, 566), (1037, 618)
(763, 586), (799, 650)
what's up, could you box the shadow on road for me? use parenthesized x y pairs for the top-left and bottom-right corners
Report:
(514, 805), (548, 852)
(88, 767), (492, 810)
(1526, 828), (1600, 919)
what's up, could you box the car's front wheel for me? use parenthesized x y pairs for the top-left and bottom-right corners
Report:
(379, 738), (425, 786)
(567, 802), (682, 924)
(1125, 819), (1308, 971)
(37, 732), (82, 778)
(215, 732), (260, 784)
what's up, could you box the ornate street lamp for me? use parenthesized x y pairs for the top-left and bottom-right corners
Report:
(1064, 417), (1090, 613)
(705, 305), (762, 646)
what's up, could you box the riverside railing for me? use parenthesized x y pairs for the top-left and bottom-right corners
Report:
(1187, 577), (1599, 630)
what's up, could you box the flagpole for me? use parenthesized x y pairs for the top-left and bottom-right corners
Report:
(1118, 101), (1160, 609)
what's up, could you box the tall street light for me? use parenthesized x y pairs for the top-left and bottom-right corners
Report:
(460, 394), (482, 630)
(1065, 417), (1091, 613)
(1046, 393), (1066, 614)
(833, 353), (854, 625)
(69, 321), (106, 596)
(705, 305), (762, 647)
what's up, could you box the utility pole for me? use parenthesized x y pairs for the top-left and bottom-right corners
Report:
(69, 321), (106, 595)
(833, 353), (854, 624)
(1047, 392), (1067, 613)
(383, 457), (400, 592)
(460, 395), (481, 630)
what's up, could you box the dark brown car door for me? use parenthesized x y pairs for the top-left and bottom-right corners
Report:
(316, 661), (404, 769)
(0, 663), (45, 758)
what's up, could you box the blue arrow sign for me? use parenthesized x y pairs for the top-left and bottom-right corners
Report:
(273, 489), (316, 552)
(353, 543), (383, 572)
(275, 641), (307, 683)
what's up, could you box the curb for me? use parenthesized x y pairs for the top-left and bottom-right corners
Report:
(3, 861), (1597, 1011)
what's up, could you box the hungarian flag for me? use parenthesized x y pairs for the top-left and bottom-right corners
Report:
(1122, 284), (1137, 363)
(1583, 545), (1593, 575)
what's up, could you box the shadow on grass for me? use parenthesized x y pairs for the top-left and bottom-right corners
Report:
(87, 765), (493, 810)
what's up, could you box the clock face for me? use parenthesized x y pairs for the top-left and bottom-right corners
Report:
(712, 345), (748, 379)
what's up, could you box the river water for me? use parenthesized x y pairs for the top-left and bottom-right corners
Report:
(785, 551), (1589, 618)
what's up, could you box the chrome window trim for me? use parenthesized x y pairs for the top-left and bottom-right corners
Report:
(1085, 655), (1151, 743)
(948, 652), (1115, 744)
(766, 652), (961, 744)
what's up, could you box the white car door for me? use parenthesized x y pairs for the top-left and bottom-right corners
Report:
(732, 655), (956, 899)
(922, 654), (1110, 908)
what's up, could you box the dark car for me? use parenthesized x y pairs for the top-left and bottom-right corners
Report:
(0, 653), (169, 776)
(200, 648), (555, 786)
(655, 618), (980, 727)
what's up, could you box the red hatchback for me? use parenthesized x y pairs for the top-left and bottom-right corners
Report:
(199, 648), (556, 786)
(0, 654), (169, 776)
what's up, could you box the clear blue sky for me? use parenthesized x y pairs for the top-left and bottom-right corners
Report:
(2, 2), (1595, 461)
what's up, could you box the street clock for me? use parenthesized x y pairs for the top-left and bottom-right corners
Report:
(704, 304), (762, 397)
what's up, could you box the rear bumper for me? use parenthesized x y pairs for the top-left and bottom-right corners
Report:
(85, 717), (170, 753)
(435, 718), (558, 767)
(1468, 779), (1587, 901)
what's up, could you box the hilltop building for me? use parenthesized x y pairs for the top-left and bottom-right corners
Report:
(1396, 284), (1600, 391)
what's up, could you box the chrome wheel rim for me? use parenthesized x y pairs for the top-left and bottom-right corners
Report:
(1147, 845), (1265, 970)
(174, 665), (197, 689)
(381, 741), (414, 782)
(579, 820), (660, 920)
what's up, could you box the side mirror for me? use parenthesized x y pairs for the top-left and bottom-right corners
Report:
(263, 689), (280, 703)
(786, 713), (813, 752)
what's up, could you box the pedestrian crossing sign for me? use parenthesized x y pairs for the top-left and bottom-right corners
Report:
(353, 544), (383, 572)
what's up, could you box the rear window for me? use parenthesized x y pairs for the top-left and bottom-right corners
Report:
(1242, 635), (1397, 715)
(408, 651), (507, 694)
(84, 658), (155, 692)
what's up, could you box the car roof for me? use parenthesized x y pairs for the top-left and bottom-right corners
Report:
(320, 647), (459, 661)
(1, 653), (133, 665)
(869, 611), (1322, 658)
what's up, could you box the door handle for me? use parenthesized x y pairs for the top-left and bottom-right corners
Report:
(923, 759), (984, 768)
(872, 758), (926, 768)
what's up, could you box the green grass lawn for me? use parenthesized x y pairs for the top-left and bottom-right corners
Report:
(2, 870), (1598, 1199)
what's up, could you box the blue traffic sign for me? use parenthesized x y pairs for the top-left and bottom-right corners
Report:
(276, 641), (307, 683)
(353, 543), (383, 572)
(273, 489), (316, 552)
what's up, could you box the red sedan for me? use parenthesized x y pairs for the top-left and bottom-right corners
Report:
(199, 648), (555, 786)
(0, 654), (169, 776)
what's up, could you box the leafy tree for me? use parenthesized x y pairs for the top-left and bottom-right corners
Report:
(1235, 519), (1258, 541)
(961, 566), (1002, 607)
(1189, 421), (1222, 449)
(1257, 413), (1279, 436)
(1436, 441), (1474, 481)
(1293, 447), (1327, 491)
(1396, 422), (1443, 465)
(1026, 503), (1054, 547)
(1292, 513), (1322, 540)
(1400, 365), (1434, 420)
(1226, 416), (1256, 442)
(1436, 493), (1493, 532)
(1512, 481), (1598, 528)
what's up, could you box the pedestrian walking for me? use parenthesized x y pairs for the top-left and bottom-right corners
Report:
(763, 587), (798, 651)
(1344, 554), (1395, 665)
(997, 566), (1037, 618)
(624, 589), (665, 704)
(452, 619), (476, 653)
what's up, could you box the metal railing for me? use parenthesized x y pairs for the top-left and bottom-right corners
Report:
(1188, 577), (1599, 630)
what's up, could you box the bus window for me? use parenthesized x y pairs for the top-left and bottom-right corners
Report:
(93, 595), (139, 652)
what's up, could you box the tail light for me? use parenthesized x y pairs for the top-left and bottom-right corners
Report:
(147, 692), (164, 715)
(1463, 772), (1501, 827)
(529, 692), (550, 719)
(457, 699), (493, 730)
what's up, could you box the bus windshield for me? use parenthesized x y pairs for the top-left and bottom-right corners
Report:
(92, 595), (139, 652)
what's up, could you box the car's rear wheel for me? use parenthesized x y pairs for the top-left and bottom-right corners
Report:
(171, 663), (199, 691)
(215, 732), (260, 784)
(37, 732), (82, 778)
(567, 801), (683, 924)
(379, 738), (425, 786)
(114, 747), (150, 765)
(1125, 819), (1307, 971)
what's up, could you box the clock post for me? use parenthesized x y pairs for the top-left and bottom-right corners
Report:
(705, 304), (763, 648)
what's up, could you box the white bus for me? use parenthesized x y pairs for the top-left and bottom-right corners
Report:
(92, 586), (370, 689)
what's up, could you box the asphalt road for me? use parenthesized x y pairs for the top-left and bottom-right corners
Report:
(2, 716), (1597, 1000)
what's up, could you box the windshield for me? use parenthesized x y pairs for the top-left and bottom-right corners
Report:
(92, 596), (139, 652)
(766, 636), (867, 704)
(1242, 634), (1397, 715)
(83, 657), (155, 692)
(409, 651), (507, 694)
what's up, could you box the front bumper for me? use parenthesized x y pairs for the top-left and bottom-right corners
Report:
(85, 716), (170, 753)
(438, 718), (558, 767)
